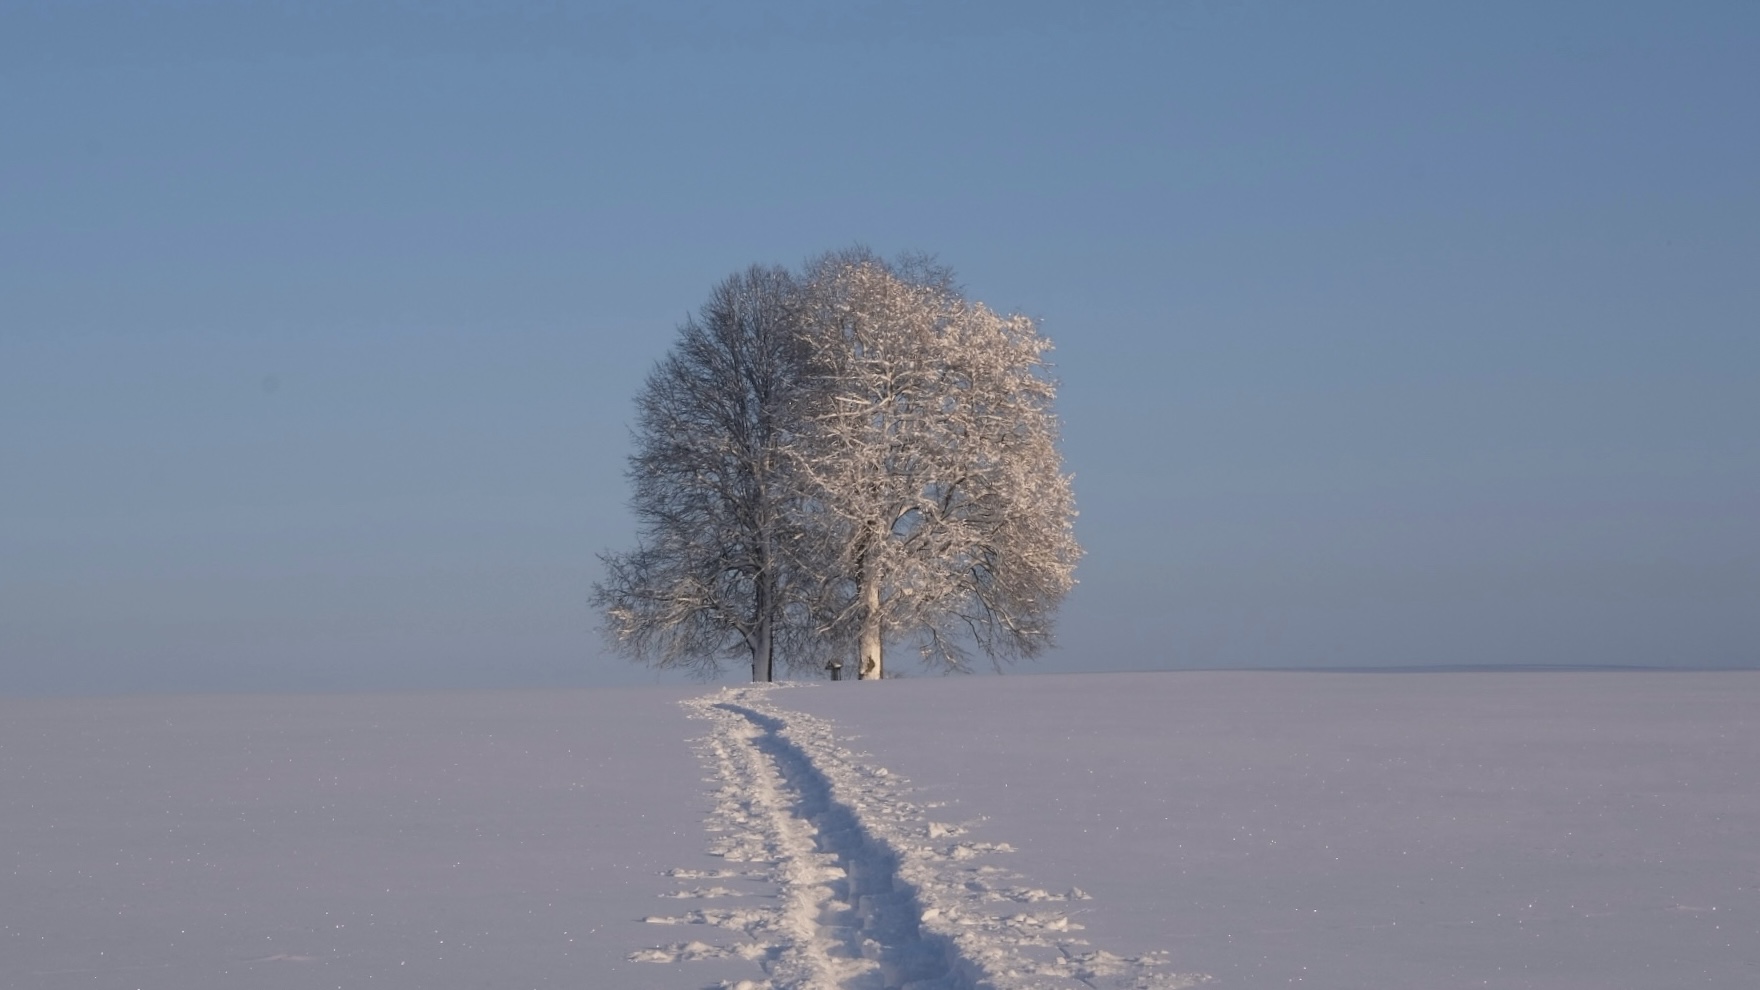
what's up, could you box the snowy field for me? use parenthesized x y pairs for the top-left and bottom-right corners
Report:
(3, 672), (1756, 989)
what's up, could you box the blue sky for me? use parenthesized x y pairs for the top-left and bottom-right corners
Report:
(2, 1), (1755, 694)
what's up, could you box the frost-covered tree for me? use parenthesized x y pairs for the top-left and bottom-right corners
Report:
(597, 251), (1080, 682)
(592, 265), (828, 681)
(790, 251), (1082, 679)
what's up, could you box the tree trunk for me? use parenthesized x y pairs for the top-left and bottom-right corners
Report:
(753, 617), (773, 683)
(752, 565), (775, 683)
(857, 561), (883, 680)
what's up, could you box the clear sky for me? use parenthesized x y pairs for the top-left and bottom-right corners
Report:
(2, 1), (1755, 695)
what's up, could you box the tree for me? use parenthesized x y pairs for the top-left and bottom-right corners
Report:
(789, 251), (1081, 679)
(596, 250), (1081, 682)
(592, 265), (826, 681)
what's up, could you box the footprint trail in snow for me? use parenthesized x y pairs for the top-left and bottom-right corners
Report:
(631, 685), (1209, 990)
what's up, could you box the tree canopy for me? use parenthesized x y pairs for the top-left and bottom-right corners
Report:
(595, 250), (1080, 680)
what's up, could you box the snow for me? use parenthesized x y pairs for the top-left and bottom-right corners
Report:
(0, 687), (756, 989)
(650, 686), (1202, 988)
(781, 672), (1760, 989)
(5, 672), (1757, 989)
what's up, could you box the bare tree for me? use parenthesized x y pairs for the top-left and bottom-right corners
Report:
(593, 265), (826, 681)
(791, 251), (1082, 679)
(597, 251), (1080, 682)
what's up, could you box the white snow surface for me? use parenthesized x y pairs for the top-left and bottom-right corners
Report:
(1, 687), (747, 990)
(4, 672), (1758, 989)
(642, 687), (1202, 989)
(779, 672), (1760, 989)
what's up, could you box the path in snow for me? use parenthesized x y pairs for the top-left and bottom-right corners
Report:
(632, 685), (1208, 990)
(783, 672), (1760, 989)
